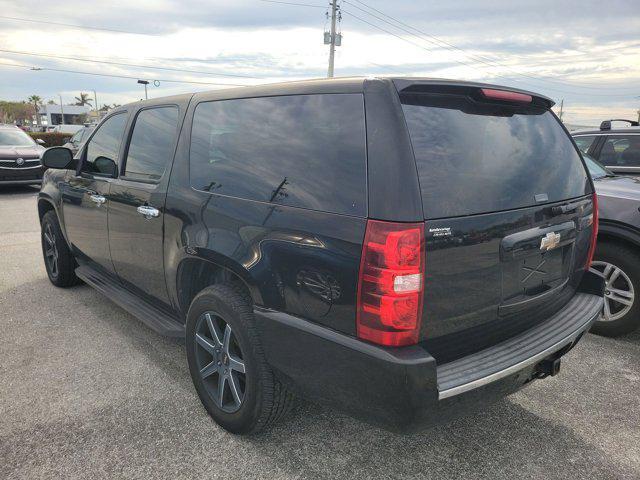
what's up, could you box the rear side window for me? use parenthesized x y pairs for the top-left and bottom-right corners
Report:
(401, 93), (590, 219)
(189, 94), (367, 216)
(573, 135), (597, 154)
(124, 106), (179, 181)
(598, 135), (640, 167)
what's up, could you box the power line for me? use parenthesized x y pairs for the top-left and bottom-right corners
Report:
(0, 15), (155, 36)
(344, 0), (638, 92)
(257, 0), (326, 7)
(341, 9), (634, 98)
(0, 49), (262, 79)
(0, 61), (249, 87)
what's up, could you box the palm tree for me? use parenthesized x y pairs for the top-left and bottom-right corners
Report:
(74, 92), (93, 107)
(27, 95), (42, 126)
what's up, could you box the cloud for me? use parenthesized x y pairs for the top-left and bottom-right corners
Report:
(0, 0), (638, 125)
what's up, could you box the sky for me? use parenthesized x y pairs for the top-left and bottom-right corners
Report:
(0, 0), (638, 126)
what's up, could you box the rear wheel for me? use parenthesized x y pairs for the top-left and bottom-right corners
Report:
(41, 210), (79, 287)
(185, 284), (295, 434)
(590, 241), (640, 337)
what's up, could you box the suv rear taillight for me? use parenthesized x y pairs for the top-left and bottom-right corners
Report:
(585, 192), (599, 269)
(356, 220), (425, 347)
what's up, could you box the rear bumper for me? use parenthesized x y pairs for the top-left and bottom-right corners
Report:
(254, 272), (604, 432)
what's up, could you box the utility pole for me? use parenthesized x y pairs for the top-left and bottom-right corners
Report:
(327, 0), (338, 78)
(93, 90), (98, 111)
(558, 99), (564, 122)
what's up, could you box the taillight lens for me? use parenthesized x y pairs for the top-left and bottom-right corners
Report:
(585, 192), (599, 268)
(356, 220), (425, 346)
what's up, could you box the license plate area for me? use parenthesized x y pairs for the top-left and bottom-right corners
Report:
(502, 246), (570, 301)
(499, 221), (577, 315)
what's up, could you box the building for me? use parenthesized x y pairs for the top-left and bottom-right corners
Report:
(36, 104), (91, 127)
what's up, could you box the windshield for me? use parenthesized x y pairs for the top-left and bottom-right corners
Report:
(0, 129), (36, 147)
(583, 155), (611, 179)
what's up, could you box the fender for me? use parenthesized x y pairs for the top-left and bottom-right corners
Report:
(37, 170), (71, 247)
(598, 219), (640, 248)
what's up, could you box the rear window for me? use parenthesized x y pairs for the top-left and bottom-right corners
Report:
(189, 94), (367, 216)
(401, 93), (590, 219)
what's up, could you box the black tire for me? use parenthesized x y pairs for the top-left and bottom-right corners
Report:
(590, 241), (640, 337)
(41, 210), (80, 288)
(186, 284), (295, 434)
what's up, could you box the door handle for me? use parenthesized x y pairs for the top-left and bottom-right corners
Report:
(90, 194), (106, 205)
(137, 205), (160, 219)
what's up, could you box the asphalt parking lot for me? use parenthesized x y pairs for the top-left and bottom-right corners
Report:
(1, 185), (639, 480)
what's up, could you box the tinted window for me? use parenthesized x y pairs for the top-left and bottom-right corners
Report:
(401, 93), (589, 219)
(84, 114), (127, 176)
(598, 135), (640, 167)
(190, 94), (367, 216)
(124, 106), (179, 181)
(573, 135), (596, 154)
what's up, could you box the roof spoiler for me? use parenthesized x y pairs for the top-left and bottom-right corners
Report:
(392, 79), (554, 109)
(600, 119), (639, 131)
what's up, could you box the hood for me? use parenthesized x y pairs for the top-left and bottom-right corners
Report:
(594, 175), (640, 201)
(0, 145), (44, 159)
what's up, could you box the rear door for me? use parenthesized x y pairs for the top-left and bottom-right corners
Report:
(398, 86), (594, 362)
(108, 105), (181, 305)
(61, 112), (128, 274)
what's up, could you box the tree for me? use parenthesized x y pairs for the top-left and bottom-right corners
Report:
(0, 101), (32, 124)
(74, 92), (93, 107)
(27, 95), (42, 126)
(47, 99), (56, 105)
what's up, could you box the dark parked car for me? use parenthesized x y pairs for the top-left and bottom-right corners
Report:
(62, 125), (95, 155)
(37, 78), (603, 434)
(573, 119), (640, 176)
(0, 124), (46, 186)
(583, 155), (640, 336)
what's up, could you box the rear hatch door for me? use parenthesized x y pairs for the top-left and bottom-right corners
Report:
(398, 83), (595, 362)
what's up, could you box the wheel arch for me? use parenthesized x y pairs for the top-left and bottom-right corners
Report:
(175, 257), (260, 318)
(597, 220), (640, 250)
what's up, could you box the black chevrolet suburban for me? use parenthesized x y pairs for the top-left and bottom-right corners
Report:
(38, 77), (604, 434)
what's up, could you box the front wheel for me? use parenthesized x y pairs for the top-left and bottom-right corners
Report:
(41, 210), (79, 288)
(590, 241), (640, 337)
(185, 284), (295, 434)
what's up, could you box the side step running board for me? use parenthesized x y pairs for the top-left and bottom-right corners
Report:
(75, 265), (185, 338)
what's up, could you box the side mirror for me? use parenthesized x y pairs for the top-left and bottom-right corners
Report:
(93, 156), (118, 177)
(35, 138), (46, 145)
(41, 146), (74, 169)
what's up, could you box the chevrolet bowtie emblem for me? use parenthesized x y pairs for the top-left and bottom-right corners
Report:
(540, 232), (561, 252)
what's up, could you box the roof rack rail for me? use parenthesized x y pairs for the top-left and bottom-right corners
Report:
(600, 119), (640, 131)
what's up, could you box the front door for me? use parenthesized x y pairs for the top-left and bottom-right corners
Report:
(108, 105), (181, 305)
(61, 112), (128, 274)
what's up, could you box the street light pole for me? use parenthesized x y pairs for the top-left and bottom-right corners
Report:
(59, 94), (64, 126)
(137, 80), (149, 100)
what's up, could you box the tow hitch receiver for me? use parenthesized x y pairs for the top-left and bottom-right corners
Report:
(535, 357), (562, 378)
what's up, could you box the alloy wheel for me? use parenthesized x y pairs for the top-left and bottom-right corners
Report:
(194, 311), (246, 413)
(591, 260), (635, 322)
(43, 223), (59, 278)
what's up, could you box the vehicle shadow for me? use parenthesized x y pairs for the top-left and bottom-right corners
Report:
(8, 276), (638, 480)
